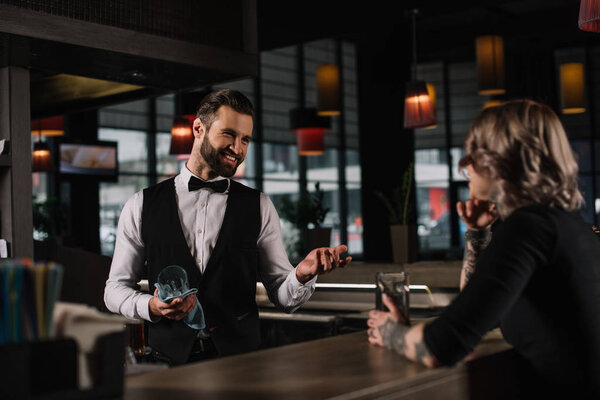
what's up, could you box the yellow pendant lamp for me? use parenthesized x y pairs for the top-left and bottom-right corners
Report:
(559, 63), (586, 114)
(317, 64), (341, 116)
(476, 35), (505, 96)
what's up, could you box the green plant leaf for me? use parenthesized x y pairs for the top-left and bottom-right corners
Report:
(375, 162), (414, 225)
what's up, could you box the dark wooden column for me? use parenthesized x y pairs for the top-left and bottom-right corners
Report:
(505, 40), (558, 108)
(63, 110), (100, 254)
(0, 66), (33, 258)
(356, 23), (415, 262)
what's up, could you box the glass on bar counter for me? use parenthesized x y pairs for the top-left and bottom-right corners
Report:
(375, 272), (410, 322)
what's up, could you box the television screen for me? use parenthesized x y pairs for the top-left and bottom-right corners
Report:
(57, 140), (118, 180)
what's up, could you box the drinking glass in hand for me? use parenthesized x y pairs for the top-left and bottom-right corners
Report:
(375, 272), (410, 322)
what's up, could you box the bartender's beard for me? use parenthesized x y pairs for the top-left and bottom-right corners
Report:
(200, 135), (242, 178)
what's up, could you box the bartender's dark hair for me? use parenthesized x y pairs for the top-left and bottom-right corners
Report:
(459, 99), (583, 218)
(196, 89), (254, 131)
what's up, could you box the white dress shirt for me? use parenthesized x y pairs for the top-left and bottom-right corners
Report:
(104, 165), (316, 322)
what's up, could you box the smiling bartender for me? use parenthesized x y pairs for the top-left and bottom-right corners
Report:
(104, 89), (351, 366)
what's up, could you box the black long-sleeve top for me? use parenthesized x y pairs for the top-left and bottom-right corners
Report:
(424, 205), (600, 389)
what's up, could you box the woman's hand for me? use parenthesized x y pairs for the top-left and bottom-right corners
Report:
(457, 198), (495, 290)
(456, 198), (498, 231)
(367, 294), (408, 348)
(367, 295), (440, 368)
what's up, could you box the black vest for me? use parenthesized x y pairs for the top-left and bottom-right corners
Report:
(141, 177), (261, 365)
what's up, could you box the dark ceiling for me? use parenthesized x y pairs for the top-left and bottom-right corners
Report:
(24, 0), (600, 118)
(257, 0), (592, 59)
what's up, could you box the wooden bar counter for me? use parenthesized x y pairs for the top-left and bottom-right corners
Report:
(124, 330), (516, 400)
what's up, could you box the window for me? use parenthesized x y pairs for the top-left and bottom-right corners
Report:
(413, 51), (600, 258)
(97, 39), (362, 259)
(259, 39), (363, 258)
(556, 47), (600, 225)
(98, 98), (158, 255)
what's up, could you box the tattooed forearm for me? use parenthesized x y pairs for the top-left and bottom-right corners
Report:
(379, 317), (409, 354)
(414, 338), (433, 364)
(465, 228), (492, 249)
(379, 319), (438, 367)
(460, 228), (492, 290)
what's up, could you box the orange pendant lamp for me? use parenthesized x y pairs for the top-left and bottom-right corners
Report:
(579, 0), (600, 32)
(484, 99), (503, 109)
(32, 141), (53, 172)
(404, 81), (436, 129)
(317, 64), (341, 116)
(170, 114), (196, 155)
(422, 83), (438, 129)
(290, 108), (331, 156)
(559, 63), (586, 114)
(404, 9), (436, 129)
(475, 35), (505, 95)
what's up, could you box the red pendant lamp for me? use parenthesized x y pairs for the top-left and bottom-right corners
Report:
(30, 116), (63, 172)
(290, 108), (331, 156)
(30, 116), (64, 137)
(579, 0), (600, 32)
(170, 114), (195, 155)
(404, 10), (436, 129)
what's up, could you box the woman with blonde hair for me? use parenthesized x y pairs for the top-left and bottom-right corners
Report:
(367, 100), (600, 394)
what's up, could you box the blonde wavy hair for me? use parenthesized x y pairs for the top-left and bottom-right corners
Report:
(459, 99), (583, 218)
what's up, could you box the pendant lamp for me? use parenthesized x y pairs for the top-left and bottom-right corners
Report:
(30, 116), (64, 137)
(423, 83), (438, 129)
(317, 64), (341, 116)
(290, 107), (331, 156)
(483, 100), (503, 109)
(404, 9), (436, 129)
(579, 0), (600, 32)
(31, 116), (60, 172)
(559, 63), (586, 114)
(476, 35), (505, 95)
(404, 81), (436, 129)
(32, 141), (53, 172)
(170, 114), (196, 155)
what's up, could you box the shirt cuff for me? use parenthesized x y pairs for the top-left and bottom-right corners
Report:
(138, 294), (161, 323)
(291, 270), (318, 289)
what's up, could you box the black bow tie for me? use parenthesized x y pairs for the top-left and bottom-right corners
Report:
(188, 176), (229, 193)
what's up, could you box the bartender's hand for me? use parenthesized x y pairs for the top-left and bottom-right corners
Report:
(149, 288), (196, 320)
(456, 198), (498, 231)
(296, 244), (352, 284)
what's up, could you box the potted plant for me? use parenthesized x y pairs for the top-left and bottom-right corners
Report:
(376, 162), (418, 264)
(276, 182), (331, 255)
(33, 197), (68, 244)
